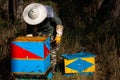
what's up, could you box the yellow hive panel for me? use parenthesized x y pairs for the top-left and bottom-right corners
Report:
(64, 58), (78, 66)
(81, 57), (95, 72)
(65, 67), (78, 73)
(82, 65), (95, 72)
(81, 57), (95, 64)
(64, 58), (79, 73)
(64, 57), (95, 73)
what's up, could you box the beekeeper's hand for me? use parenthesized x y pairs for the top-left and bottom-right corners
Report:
(54, 25), (64, 44)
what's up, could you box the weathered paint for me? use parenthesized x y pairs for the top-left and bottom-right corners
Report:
(62, 52), (96, 75)
(10, 36), (51, 75)
(10, 36), (50, 59)
(11, 54), (50, 74)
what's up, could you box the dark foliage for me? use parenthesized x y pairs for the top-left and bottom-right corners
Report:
(0, 0), (120, 80)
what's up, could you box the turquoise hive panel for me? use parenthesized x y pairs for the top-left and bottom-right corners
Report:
(11, 54), (50, 74)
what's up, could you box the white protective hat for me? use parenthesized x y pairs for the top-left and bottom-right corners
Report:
(22, 3), (47, 25)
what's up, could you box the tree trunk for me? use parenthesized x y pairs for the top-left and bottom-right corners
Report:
(15, 0), (24, 22)
(8, 0), (24, 24)
(8, 0), (15, 24)
(111, 0), (120, 21)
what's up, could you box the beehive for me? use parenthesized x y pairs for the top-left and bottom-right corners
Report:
(10, 36), (51, 74)
(62, 52), (96, 75)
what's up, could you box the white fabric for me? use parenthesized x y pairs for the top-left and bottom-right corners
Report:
(45, 5), (54, 18)
(26, 34), (33, 37)
(56, 25), (64, 36)
(22, 3), (47, 25)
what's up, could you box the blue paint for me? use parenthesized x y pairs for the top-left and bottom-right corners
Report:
(80, 72), (94, 76)
(44, 37), (50, 50)
(63, 72), (94, 77)
(12, 37), (50, 58)
(12, 42), (44, 58)
(11, 54), (50, 74)
(67, 59), (93, 72)
(62, 52), (95, 60)
(47, 72), (53, 79)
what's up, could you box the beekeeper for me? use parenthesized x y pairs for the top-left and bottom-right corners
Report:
(22, 3), (64, 73)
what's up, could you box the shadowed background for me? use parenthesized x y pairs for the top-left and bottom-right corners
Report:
(0, 0), (120, 80)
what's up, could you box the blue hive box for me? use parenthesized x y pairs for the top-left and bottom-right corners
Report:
(11, 36), (51, 75)
(11, 36), (50, 59)
(62, 52), (96, 75)
(11, 54), (50, 74)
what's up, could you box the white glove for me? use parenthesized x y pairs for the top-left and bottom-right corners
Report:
(54, 25), (64, 43)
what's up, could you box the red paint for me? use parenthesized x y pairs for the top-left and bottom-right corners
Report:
(44, 44), (50, 58)
(10, 43), (42, 59)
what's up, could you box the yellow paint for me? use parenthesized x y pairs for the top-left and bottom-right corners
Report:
(82, 65), (95, 72)
(12, 58), (44, 60)
(81, 57), (95, 64)
(64, 58), (79, 73)
(64, 58), (78, 66)
(65, 67), (78, 73)
(81, 57), (95, 72)
(64, 57), (96, 73)
(13, 36), (48, 42)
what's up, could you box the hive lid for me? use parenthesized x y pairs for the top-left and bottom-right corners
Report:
(13, 36), (49, 42)
(62, 52), (96, 60)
